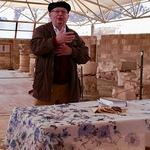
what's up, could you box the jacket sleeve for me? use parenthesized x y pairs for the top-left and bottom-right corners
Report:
(29, 24), (57, 56)
(70, 31), (91, 64)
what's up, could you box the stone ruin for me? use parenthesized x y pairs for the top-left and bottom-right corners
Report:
(78, 36), (100, 101)
(112, 61), (139, 100)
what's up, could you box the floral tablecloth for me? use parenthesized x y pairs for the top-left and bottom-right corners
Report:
(5, 100), (150, 150)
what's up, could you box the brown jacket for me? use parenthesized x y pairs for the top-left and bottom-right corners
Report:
(29, 22), (90, 103)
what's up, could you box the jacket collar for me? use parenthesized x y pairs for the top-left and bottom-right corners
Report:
(44, 22), (56, 36)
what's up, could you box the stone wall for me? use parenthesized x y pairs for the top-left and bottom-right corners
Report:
(0, 39), (13, 69)
(97, 34), (150, 82)
(0, 39), (30, 70)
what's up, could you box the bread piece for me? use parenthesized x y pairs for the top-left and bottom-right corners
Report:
(98, 106), (115, 113)
(111, 106), (122, 112)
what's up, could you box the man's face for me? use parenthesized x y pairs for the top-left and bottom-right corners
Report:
(49, 7), (69, 29)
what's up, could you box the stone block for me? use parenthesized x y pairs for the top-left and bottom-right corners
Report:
(118, 61), (137, 71)
(117, 71), (136, 86)
(124, 80), (138, 91)
(82, 62), (97, 75)
(112, 86), (137, 100)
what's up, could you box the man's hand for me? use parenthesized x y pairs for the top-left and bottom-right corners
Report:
(56, 28), (75, 45)
(54, 44), (72, 56)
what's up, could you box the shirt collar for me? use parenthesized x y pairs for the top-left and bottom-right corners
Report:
(53, 25), (66, 35)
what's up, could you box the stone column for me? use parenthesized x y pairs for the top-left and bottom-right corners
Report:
(28, 54), (36, 77)
(18, 44), (30, 72)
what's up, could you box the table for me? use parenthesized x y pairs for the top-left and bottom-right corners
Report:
(5, 100), (150, 150)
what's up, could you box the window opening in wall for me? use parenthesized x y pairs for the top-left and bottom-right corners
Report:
(0, 44), (10, 53)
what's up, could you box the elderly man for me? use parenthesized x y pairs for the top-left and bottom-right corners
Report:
(29, 1), (90, 105)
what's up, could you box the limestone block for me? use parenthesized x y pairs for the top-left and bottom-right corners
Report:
(124, 80), (138, 91)
(90, 44), (96, 62)
(118, 61), (137, 71)
(123, 91), (136, 100)
(117, 71), (136, 86)
(82, 62), (97, 75)
(82, 75), (99, 100)
(83, 76), (97, 94)
(143, 84), (150, 98)
(112, 86), (124, 98)
(112, 39), (118, 44)
(112, 86), (137, 100)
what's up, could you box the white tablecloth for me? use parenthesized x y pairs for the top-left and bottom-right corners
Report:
(5, 100), (150, 150)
